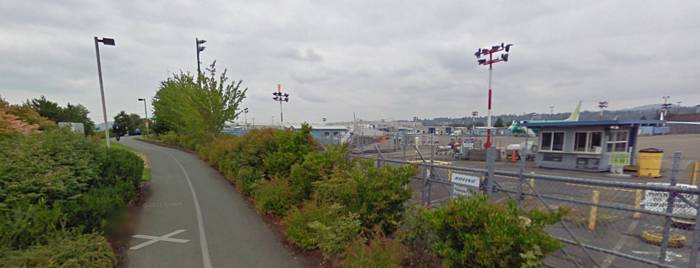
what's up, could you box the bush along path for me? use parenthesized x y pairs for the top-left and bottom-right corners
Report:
(0, 129), (144, 267)
(149, 124), (568, 267)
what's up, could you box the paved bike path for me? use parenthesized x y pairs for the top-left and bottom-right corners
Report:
(122, 137), (297, 268)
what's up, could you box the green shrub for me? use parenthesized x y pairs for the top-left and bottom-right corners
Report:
(0, 231), (115, 268)
(405, 196), (565, 268)
(198, 135), (239, 166)
(313, 160), (416, 234)
(0, 128), (144, 251)
(342, 235), (407, 268)
(284, 202), (361, 258)
(65, 180), (135, 232)
(0, 129), (102, 206)
(234, 166), (263, 196)
(100, 147), (144, 190)
(263, 124), (315, 178)
(0, 202), (65, 250)
(289, 145), (351, 201)
(254, 179), (294, 216)
(158, 131), (179, 145)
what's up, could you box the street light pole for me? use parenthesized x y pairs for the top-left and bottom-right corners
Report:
(243, 107), (249, 127)
(475, 43), (512, 149)
(138, 98), (149, 136)
(94, 36), (115, 148)
(195, 38), (206, 83)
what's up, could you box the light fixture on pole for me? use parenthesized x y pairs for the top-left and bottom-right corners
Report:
(94, 36), (115, 148)
(475, 43), (513, 149)
(471, 111), (478, 130)
(195, 38), (206, 81)
(272, 84), (289, 127)
(243, 107), (249, 126)
(138, 98), (149, 136)
(598, 101), (608, 119)
(661, 96), (671, 118)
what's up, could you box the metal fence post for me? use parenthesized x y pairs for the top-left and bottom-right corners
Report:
(689, 191), (700, 267)
(659, 152), (681, 265)
(375, 144), (384, 168)
(517, 148), (526, 205)
(486, 147), (495, 196)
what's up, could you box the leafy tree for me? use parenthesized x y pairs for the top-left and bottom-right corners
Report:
(494, 117), (505, 127)
(27, 96), (95, 135)
(152, 61), (247, 136)
(112, 111), (143, 136)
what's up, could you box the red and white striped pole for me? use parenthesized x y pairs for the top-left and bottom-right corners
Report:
(475, 43), (512, 149)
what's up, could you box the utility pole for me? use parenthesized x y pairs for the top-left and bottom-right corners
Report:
(272, 84), (289, 127)
(138, 98), (149, 135)
(475, 43), (513, 149)
(94, 36), (115, 148)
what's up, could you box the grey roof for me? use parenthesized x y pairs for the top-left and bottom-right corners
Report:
(523, 120), (664, 129)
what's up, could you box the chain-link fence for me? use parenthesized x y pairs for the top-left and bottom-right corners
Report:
(359, 147), (700, 268)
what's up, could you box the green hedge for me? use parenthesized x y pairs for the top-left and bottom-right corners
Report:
(0, 129), (144, 263)
(0, 231), (115, 268)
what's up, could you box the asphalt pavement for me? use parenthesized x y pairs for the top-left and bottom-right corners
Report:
(120, 137), (298, 268)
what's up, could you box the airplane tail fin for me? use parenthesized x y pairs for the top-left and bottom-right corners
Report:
(565, 101), (582, 121)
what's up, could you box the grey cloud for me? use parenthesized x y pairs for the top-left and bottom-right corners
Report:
(278, 48), (324, 62)
(1, 1), (699, 124)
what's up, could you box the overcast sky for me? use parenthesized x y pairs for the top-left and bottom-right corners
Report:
(1, 1), (699, 125)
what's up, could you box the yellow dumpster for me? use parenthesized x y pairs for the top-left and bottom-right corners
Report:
(638, 148), (663, 178)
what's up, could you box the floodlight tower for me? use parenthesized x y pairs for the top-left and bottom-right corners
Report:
(598, 101), (608, 119)
(661, 96), (671, 118)
(272, 84), (289, 127)
(471, 111), (478, 130)
(475, 43), (513, 149)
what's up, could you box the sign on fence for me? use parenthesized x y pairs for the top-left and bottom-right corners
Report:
(451, 173), (481, 197)
(643, 182), (697, 216)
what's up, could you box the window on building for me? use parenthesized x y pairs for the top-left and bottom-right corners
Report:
(541, 131), (565, 151)
(541, 132), (552, 151)
(574, 132), (603, 153)
(606, 131), (628, 152)
(324, 132), (330, 137)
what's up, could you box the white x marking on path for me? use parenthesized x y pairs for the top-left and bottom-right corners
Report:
(130, 229), (189, 250)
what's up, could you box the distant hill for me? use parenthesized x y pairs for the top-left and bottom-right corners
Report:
(95, 121), (114, 130)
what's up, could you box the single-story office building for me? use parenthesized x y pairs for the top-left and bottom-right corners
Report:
(523, 120), (663, 172)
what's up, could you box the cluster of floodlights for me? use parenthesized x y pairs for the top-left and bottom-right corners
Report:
(474, 43), (513, 65)
(272, 91), (290, 102)
(196, 38), (206, 76)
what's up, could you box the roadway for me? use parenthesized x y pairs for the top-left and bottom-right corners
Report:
(120, 137), (298, 268)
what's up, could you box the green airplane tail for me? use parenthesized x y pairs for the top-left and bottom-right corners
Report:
(565, 101), (582, 121)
